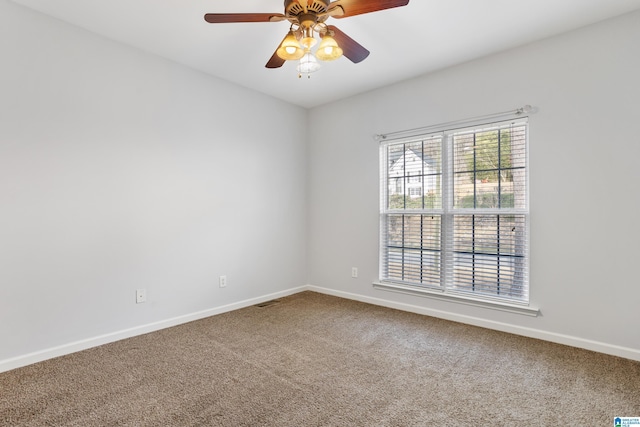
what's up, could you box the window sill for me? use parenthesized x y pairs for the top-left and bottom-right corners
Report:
(373, 281), (539, 317)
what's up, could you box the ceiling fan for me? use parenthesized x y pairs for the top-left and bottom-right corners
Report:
(204, 0), (410, 75)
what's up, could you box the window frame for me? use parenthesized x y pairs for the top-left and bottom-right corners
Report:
(376, 117), (536, 316)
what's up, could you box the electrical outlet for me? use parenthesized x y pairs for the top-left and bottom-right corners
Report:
(136, 289), (146, 304)
(351, 267), (358, 278)
(219, 275), (227, 288)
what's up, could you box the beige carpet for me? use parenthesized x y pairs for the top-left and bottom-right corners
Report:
(1, 291), (639, 426)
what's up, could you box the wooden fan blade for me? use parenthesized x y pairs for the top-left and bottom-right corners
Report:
(204, 13), (286, 24)
(265, 35), (288, 69)
(266, 52), (286, 69)
(327, 25), (370, 63)
(328, 0), (409, 18)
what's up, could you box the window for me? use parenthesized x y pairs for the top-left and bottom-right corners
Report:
(379, 119), (529, 306)
(409, 187), (422, 197)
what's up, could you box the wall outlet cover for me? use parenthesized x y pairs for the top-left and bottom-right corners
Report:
(136, 289), (146, 303)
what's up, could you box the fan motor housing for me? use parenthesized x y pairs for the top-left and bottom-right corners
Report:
(284, 0), (330, 18)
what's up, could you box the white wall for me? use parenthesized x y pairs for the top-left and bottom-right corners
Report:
(307, 10), (640, 359)
(0, 0), (307, 368)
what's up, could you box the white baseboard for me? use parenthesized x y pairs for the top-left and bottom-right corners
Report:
(3, 284), (638, 373)
(306, 285), (640, 362)
(0, 286), (306, 373)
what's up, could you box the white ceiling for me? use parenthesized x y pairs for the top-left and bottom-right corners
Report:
(10, 0), (640, 108)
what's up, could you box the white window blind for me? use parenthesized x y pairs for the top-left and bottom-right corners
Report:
(380, 119), (529, 305)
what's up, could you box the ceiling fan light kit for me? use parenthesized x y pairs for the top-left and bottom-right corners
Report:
(315, 33), (343, 61)
(297, 51), (322, 77)
(204, 0), (410, 77)
(277, 31), (306, 60)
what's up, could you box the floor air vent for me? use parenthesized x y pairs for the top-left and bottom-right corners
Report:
(254, 300), (280, 308)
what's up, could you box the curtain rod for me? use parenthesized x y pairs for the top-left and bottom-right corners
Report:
(374, 105), (534, 142)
